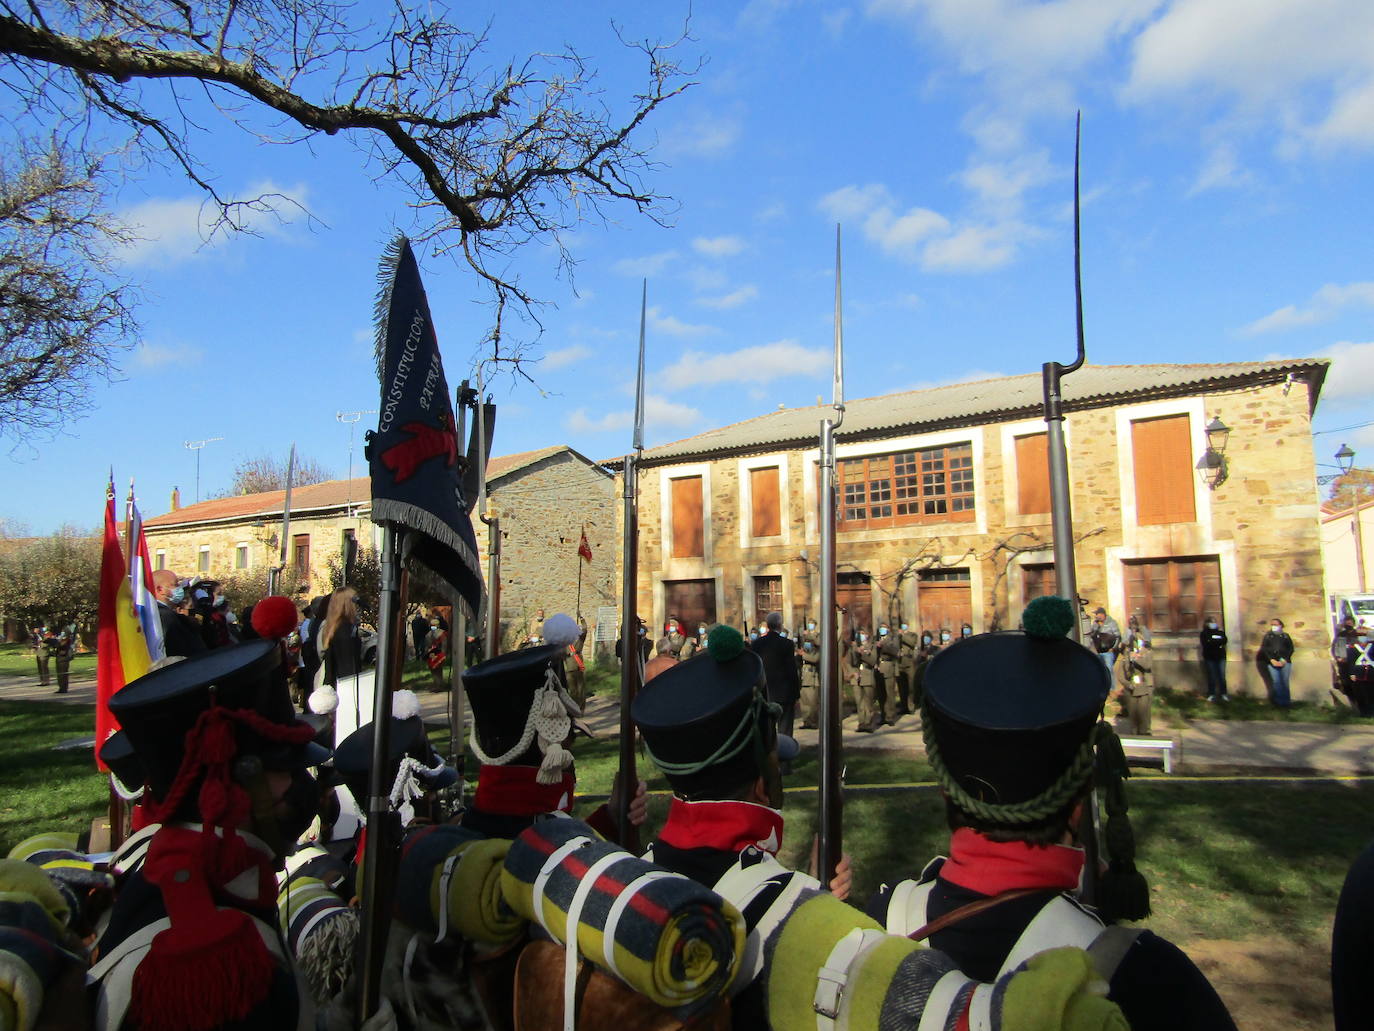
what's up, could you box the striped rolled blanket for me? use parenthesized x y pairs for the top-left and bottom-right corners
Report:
(0, 859), (80, 1031)
(393, 824), (523, 947)
(277, 875), (359, 1006)
(500, 817), (744, 1016)
(763, 890), (1127, 1031)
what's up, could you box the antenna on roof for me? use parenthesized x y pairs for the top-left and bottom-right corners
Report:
(337, 409), (378, 517)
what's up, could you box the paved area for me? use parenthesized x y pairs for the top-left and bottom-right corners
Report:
(9, 669), (1374, 776)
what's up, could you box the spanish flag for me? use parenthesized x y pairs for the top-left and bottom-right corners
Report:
(95, 476), (151, 769)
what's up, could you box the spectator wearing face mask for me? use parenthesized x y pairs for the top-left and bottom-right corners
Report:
(1346, 627), (1374, 717)
(681, 622), (708, 661)
(1199, 615), (1229, 702)
(151, 569), (205, 658)
(1261, 618), (1296, 708)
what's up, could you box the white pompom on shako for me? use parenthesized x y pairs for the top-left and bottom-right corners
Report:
(308, 684), (339, 715)
(391, 689), (421, 721)
(542, 612), (580, 648)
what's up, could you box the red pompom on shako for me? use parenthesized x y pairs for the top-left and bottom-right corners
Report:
(252, 595), (299, 641)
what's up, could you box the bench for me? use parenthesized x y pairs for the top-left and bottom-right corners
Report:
(1119, 736), (1176, 774)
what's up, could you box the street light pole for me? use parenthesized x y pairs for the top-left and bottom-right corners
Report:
(336, 410), (378, 517)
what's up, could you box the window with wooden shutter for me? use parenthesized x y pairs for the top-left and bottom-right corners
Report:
(837, 443), (975, 530)
(1021, 563), (1057, 600)
(750, 466), (781, 537)
(292, 534), (310, 574)
(1015, 432), (1051, 516)
(670, 476), (704, 558)
(753, 576), (783, 624)
(1131, 415), (1196, 525)
(1123, 556), (1221, 632)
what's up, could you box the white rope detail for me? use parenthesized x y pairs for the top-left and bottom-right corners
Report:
(468, 662), (575, 785)
(390, 753), (447, 826)
(109, 773), (144, 802)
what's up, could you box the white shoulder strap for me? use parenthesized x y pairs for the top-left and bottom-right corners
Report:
(996, 894), (1105, 979)
(882, 878), (936, 936)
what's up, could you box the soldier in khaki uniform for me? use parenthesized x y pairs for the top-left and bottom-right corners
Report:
(680, 622), (706, 661)
(897, 619), (919, 715)
(877, 621), (901, 723)
(798, 617), (821, 729)
(852, 626), (881, 732)
(663, 615), (687, 659)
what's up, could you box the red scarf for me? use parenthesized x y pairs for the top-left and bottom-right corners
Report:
(657, 798), (784, 856)
(939, 828), (1084, 897)
(473, 764), (576, 816)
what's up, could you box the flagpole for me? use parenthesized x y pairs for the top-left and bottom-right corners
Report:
(449, 382), (471, 770)
(269, 444), (297, 597)
(616, 281), (648, 851)
(477, 367), (501, 660)
(817, 225), (847, 886)
(576, 527), (585, 618)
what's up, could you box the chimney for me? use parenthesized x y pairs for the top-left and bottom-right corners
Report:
(171, 486), (181, 511)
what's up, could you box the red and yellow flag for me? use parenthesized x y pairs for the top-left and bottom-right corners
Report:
(95, 478), (151, 769)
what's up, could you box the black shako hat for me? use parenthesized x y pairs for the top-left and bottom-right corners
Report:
(923, 606), (1108, 812)
(633, 625), (797, 798)
(98, 730), (145, 797)
(108, 640), (330, 803)
(462, 642), (582, 769)
(332, 693), (458, 812)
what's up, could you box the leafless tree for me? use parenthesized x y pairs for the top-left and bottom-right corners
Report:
(218, 451), (333, 496)
(0, 0), (696, 375)
(0, 139), (138, 439)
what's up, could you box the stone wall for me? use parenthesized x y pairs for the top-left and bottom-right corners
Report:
(624, 376), (1333, 700)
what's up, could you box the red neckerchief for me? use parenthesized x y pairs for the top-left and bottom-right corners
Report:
(657, 798), (784, 856)
(473, 764), (576, 816)
(939, 827), (1084, 896)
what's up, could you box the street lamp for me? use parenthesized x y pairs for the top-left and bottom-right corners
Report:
(1318, 443), (1358, 485)
(1196, 416), (1231, 490)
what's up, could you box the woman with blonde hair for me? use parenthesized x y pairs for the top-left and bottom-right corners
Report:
(320, 587), (362, 687)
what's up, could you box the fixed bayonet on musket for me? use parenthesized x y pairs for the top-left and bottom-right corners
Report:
(817, 226), (846, 886)
(267, 444), (297, 596)
(616, 281), (648, 851)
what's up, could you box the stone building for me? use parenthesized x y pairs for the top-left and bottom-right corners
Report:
(614, 360), (1334, 699)
(143, 445), (616, 647)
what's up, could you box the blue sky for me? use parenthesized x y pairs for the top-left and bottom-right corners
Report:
(6, 0), (1374, 532)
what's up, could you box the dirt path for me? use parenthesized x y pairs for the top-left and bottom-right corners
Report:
(1184, 935), (1332, 1030)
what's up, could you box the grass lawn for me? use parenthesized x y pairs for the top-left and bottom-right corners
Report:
(1151, 685), (1374, 726)
(0, 641), (96, 679)
(5, 696), (1363, 1026)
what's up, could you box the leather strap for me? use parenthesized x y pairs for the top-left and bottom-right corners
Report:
(907, 888), (1043, 942)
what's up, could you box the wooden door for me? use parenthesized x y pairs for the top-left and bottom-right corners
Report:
(664, 579), (717, 629)
(837, 572), (872, 637)
(918, 569), (972, 633)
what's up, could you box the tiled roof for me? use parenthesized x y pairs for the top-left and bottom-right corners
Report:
(618, 359), (1330, 466)
(144, 444), (584, 529)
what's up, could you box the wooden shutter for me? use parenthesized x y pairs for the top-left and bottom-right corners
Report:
(1015, 433), (1051, 515)
(670, 476), (704, 558)
(750, 466), (781, 537)
(1132, 415), (1196, 525)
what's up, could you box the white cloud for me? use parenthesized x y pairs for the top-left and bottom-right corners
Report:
(1188, 142), (1254, 195)
(648, 306), (718, 338)
(756, 201), (787, 222)
(956, 150), (1056, 215)
(132, 341), (205, 369)
(542, 345), (592, 371)
(1314, 340), (1374, 404)
(613, 251), (678, 277)
(698, 285), (759, 310)
(692, 235), (747, 258)
(565, 393), (702, 435)
(659, 112), (743, 159)
(661, 339), (830, 389)
(1125, 0), (1374, 149)
(1239, 281), (1374, 335)
(818, 182), (1030, 271)
(823, 8), (853, 35)
(685, 265), (729, 292)
(119, 181), (309, 266)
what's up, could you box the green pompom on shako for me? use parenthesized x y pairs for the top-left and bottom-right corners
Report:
(706, 624), (745, 662)
(1021, 595), (1076, 640)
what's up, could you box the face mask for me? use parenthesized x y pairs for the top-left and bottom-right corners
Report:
(940, 632), (951, 643)
(638, 627), (646, 636)
(857, 633), (867, 643)
(878, 627), (889, 636)
(431, 620), (439, 628)
(900, 623), (908, 631)
(698, 626), (706, 636)
(668, 624), (678, 634)
(1206, 621), (1216, 629)
(961, 627), (971, 638)
(922, 635), (932, 645)
(757, 626), (767, 636)
(750, 631), (759, 641)
(1271, 624), (1281, 633)
(170, 587), (186, 604)
(807, 622), (816, 631)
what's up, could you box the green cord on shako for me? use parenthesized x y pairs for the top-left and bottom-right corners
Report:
(918, 595), (1151, 922)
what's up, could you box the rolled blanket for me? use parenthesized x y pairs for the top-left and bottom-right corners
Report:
(500, 817), (744, 1015)
(6, 833), (81, 864)
(394, 825), (523, 947)
(763, 890), (1128, 1031)
(277, 875), (359, 1006)
(0, 860), (79, 1031)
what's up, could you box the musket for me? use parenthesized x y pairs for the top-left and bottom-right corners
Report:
(449, 380), (473, 769)
(616, 281), (648, 851)
(1045, 114), (1099, 905)
(477, 367), (501, 660)
(817, 226), (846, 886)
(268, 444), (296, 596)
